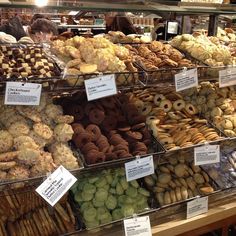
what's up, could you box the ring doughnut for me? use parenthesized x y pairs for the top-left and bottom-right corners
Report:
(141, 104), (152, 116)
(69, 104), (84, 121)
(159, 100), (172, 112)
(73, 132), (92, 148)
(101, 97), (116, 109)
(89, 109), (105, 125)
(134, 99), (144, 112)
(173, 99), (186, 111)
(154, 94), (166, 106)
(86, 124), (101, 140)
(102, 116), (117, 131)
(185, 103), (198, 115)
(86, 150), (106, 164)
(82, 142), (99, 154)
(146, 116), (160, 126)
(71, 123), (85, 133)
(85, 103), (97, 116)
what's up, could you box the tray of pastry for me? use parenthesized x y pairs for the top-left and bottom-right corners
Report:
(125, 86), (227, 152)
(58, 92), (165, 167)
(0, 43), (61, 81)
(144, 151), (220, 209)
(201, 153), (236, 189)
(69, 167), (155, 230)
(181, 81), (236, 138)
(0, 187), (79, 235)
(0, 93), (84, 189)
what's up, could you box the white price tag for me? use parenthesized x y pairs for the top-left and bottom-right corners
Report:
(187, 196), (208, 219)
(36, 165), (77, 206)
(5, 82), (42, 105)
(125, 155), (154, 182)
(219, 67), (236, 88)
(175, 68), (198, 92)
(167, 21), (178, 34)
(124, 216), (152, 236)
(85, 74), (117, 101)
(194, 145), (220, 166)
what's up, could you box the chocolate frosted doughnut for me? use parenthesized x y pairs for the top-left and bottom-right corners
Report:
(89, 109), (105, 125)
(72, 123), (85, 133)
(82, 142), (99, 154)
(114, 144), (129, 152)
(126, 131), (143, 140)
(69, 104), (84, 121)
(101, 97), (116, 109)
(114, 150), (130, 159)
(86, 124), (101, 140)
(86, 150), (106, 164)
(73, 132), (92, 148)
(105, 152), (117, 161)
(102, 116), (117, 131)
(85, 103), (97, 116)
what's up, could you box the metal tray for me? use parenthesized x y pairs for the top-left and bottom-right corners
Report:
(68, 169), (155, 231)
(0, 149), (84, 190)
(144, 162), (221, 210)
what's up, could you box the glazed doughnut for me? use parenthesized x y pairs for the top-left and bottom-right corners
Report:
(185, 103), (198, 115)
(86, 150), (106, 164)
(86, 124), (101, 140)
(82, 142), (99, 154)
(154, 94), (166, 106)
(102, 116), (117, 131)
(173, 99), (186, 111)
(89, 109), (105, 124)
(141, 103), (152, 116)
(73, 132), (92, 148)
(168, 111), (182, 120)
(159, 100), (172, 112)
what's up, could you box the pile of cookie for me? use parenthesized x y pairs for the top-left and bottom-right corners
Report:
(61, 94), (152, 164)
(182, 82), (236, 137)
(127, 87), (222, 150)
(0, 93), (80, 182)
(0, 188), (76, 235)
(145, 152), (215, 206)
(125, 41), (194, 71)
(0, 45), (60, 79)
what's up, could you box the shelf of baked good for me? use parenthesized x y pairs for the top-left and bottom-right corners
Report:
(58, 187), (236, 236)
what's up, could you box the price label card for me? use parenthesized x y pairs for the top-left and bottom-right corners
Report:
(85, 74), (117, 101)
(187, 196), (208, 219)
(5, 82), (42, 105)
(167, 21), (178, 34)
(194, 145), (220, 166)
(175, 68), (198, 92)
(219, 67), (236, 88)
(124, 216), (152, 236)
(36, 166), (77, 206)
(125, 155), (154, 182)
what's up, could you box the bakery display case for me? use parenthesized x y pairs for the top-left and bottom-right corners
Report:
(0, 1), (235, 236)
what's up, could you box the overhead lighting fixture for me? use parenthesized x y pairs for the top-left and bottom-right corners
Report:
(35, 0), (48, 7)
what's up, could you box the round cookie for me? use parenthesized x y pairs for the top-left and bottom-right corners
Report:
(0, 130), (13, 153)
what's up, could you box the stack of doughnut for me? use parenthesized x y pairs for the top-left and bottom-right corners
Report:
(62, 94), (152, 164)
(126, 87), (222, 150)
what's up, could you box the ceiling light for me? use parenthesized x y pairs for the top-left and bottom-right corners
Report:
(35, 0), (48, 7)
